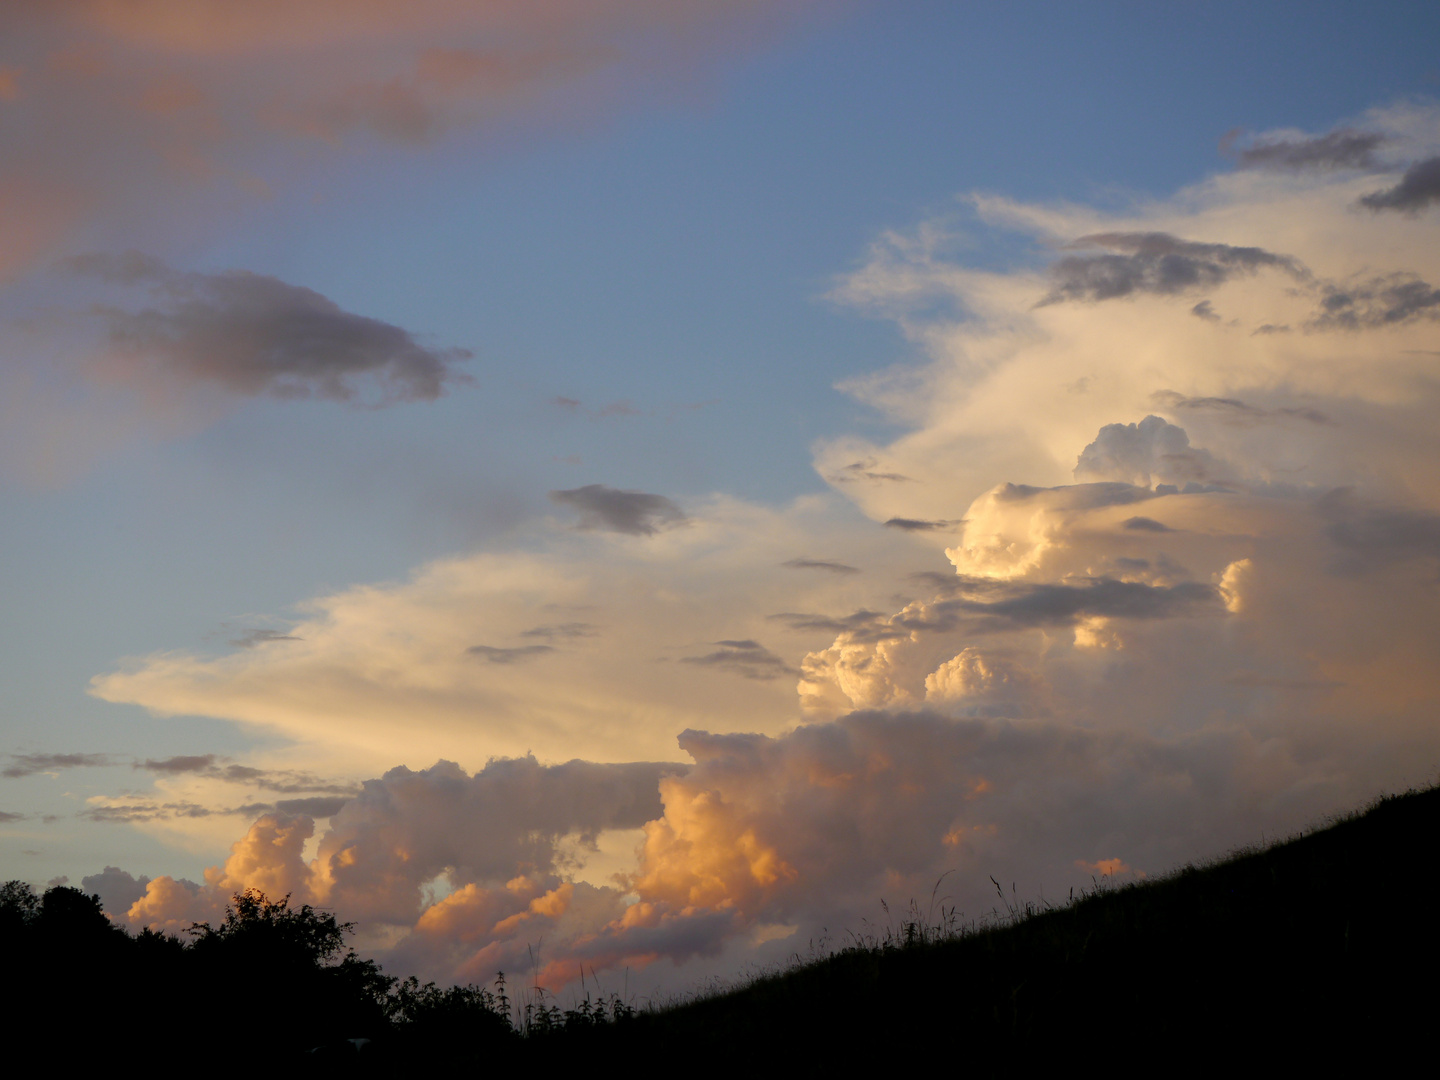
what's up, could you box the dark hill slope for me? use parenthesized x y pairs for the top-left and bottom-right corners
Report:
(545, 786), (1440, 1072)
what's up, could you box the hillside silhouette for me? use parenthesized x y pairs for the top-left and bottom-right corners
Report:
(4, 786), (1437, 1070)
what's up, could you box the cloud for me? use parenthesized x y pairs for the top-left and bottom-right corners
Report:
(228, 629), (302, 649)
(1232, 127), (1387, 171)
(520, 622), (597, 640)
(767, 609), (888, 635)
(1311, 273), (1440, 329)
(883, 518), (962, 532)
(826, 460), (914, 484)
(2, 752), (114, 778)
(1074, 415), (1236, 488)
(0, 1), (817, 286)
(92, 498), (934, 769)
(1359, 155), (1440, 212)
(782, 558), (859, 574)
(466, 644), (555, 664)
(1321, 493), (1440, 574)
(1151, 392), (1334, 427)
(680, 640), (795, 681)
(138, 754), (217, 773)
(1123, 516), (1173, 533)
(1041, 233), (1307, 304)
(0, 1), (811, 479)
(79, 100), (1440, 996)
(115, 755), (684, 949)
(97, 707), (1362, 987)
(548, 484), (687, 535)
(138, 757), (351, 793)
(84, 799), (217, 824)
(273, 796), (352, 818)
(80, 866), (151, 920)
(68, 253), (471, 404)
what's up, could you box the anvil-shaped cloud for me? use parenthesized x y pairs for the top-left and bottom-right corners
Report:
(90, 105), (1440, 991)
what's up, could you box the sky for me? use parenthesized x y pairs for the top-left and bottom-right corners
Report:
(4, 0), (1440, 997)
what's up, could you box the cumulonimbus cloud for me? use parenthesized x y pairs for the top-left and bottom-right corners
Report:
(80, 101), (1440, 997)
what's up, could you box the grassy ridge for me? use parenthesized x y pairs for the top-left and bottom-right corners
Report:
(539, 786), (1440, 1069)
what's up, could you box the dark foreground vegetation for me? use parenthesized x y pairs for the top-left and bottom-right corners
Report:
(5, 786), (1439, 1072)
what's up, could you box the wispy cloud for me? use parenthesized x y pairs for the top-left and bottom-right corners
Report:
(3, 752), (115, 778)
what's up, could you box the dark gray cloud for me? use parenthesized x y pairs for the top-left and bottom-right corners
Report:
(1234, 128), (1386, 171)
(1041, 232), (1307, 305)
(3, 753), (114, 778)
(135, 754), (359, 797)
(1311, 273), (1440, 329)
(520, 622), (597, 640)
(1359, 156), (1440, 213)
(793, 577), (1219, 646)
(1252, 323), (1291, 335)
(80, 866), (151, 918)
(84, 801), (215, 823)
(1191, 300), (1221, 322)
(680, 640), (795, 681)
(228, 629), (302, 649)
(767, 609), (888, 635)
(233, 770), (358, 796)
(466, 644), (555, 663)
(782, 558), (859, 575)
(68, 252), (471, 403)
(911, 578), (1222, 634)
(994, 481), (1158, 509)
(1123, 517), (1174, 533)
(909, 570), (963, 591)
(0, 810), (24, 822)
(548, 484), (686, 535)
(138, 754), (217, 774)
(883, 517), (962, 532)
(85, 788), (356, 823)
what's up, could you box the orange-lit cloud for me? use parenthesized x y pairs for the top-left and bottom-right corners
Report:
(0, 0), (815, 273)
